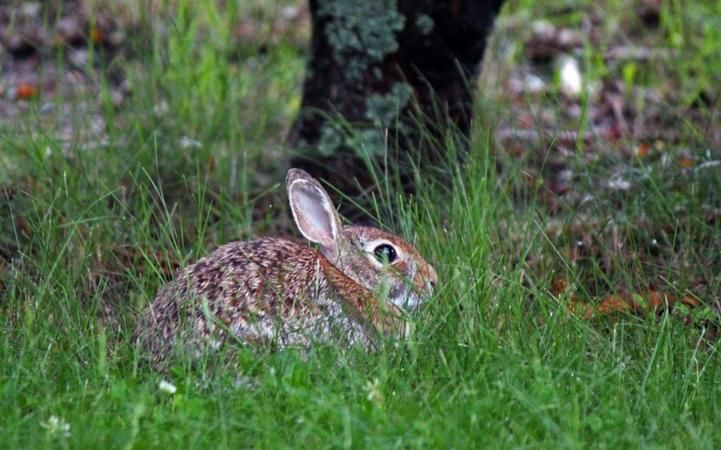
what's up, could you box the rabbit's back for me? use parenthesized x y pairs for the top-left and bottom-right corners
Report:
(134, 238), (367, 362)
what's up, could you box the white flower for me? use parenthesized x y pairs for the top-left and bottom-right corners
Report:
(178, 136), (202, 149)
(608, 177), (631, 191)
(158, 380), (177, 394)
(232, 375), (258, 391)
(154, 100), (169, 117)
(364, 378), (384, 404)
(41, 415), (71, 438)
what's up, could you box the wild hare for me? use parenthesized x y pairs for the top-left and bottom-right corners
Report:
(134, 168), (438, 366)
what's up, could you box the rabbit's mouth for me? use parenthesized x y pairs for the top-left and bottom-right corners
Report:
(391, 293), (426, 311)
(387, 263), (436, 311)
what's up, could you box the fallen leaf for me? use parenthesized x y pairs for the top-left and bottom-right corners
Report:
(597, 295), (634, 315)
(90, 26), (105, 45)
(680, 295), (701, 308)
(678, 155), (694, 169)
(16, 83), (38, 100)
(635, 142), (651, 157)
(552, 275), (566, 295)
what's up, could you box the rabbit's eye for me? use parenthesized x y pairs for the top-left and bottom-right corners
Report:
(373, 244), (397, 264)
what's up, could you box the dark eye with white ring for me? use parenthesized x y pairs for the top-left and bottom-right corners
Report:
(373, 244), (397, 264)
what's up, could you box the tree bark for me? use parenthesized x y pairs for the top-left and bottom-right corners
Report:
(287, 0), (505, 217)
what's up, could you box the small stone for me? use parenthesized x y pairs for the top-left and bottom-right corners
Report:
(559, 56), (582, 97)
(20, 2), (42, 19)
(68, 49), (89, 68)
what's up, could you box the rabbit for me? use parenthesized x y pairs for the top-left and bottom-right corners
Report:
(133, 168), (437, 365)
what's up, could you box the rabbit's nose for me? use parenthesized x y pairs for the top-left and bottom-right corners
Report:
(427, 264), (438, 291)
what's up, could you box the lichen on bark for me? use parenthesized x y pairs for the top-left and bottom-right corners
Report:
(415, 14), (434, 35)
(319, 0), (405, 81)
(365, 82), (413, 127)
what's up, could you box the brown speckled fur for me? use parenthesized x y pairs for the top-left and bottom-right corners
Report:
(133, 169), (438, 366)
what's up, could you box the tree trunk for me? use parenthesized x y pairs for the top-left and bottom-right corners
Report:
(287, 0), (505, 217)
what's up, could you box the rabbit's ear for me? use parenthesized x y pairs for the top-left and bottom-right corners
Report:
(287, 169), (342, 259)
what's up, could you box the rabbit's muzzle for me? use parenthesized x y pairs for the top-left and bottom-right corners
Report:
(392, 261), (437, 311)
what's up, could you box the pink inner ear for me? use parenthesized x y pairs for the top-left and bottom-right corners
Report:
(290, 181), (339, 257)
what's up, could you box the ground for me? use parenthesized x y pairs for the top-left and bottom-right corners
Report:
(1, 0), (721, 448)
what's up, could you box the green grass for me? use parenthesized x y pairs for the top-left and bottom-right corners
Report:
(2, 0), (721, 448)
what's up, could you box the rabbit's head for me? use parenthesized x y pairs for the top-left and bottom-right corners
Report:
(287, 169), (438, 311)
